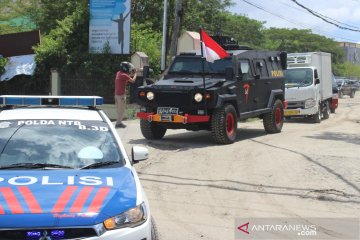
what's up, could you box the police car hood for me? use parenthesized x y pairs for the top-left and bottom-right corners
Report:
(0, 168), (137, 228)
(154, 75), (224, 89)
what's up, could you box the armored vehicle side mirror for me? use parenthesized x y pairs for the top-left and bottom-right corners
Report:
(143, 66), (150, 78)
(280, 52), (287, 69)
(225, 67), (234, 80)
(315, 78), (320, 85)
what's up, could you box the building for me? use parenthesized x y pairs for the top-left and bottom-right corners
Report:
(338, 42), (360, 65)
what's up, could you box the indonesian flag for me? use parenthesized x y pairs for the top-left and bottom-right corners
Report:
(200, 29), (229, 63)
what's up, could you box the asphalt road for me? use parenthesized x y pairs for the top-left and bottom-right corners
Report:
(116, 94), (360, 240)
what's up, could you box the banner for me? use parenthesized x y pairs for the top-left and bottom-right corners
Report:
(89, 0), (131, 54)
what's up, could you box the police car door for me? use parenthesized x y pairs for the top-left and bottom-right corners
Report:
(237, 59), (257, 113)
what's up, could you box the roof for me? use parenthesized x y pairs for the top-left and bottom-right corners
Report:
(0, 108), (103, 121)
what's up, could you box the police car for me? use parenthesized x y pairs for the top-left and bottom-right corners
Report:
(0, 95), (158, 240)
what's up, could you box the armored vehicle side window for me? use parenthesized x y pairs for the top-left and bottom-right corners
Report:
(238, 59), (252, 80)
(254, 59), (268, 77)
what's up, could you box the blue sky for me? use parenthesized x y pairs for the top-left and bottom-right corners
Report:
(228, 0), (360, 43)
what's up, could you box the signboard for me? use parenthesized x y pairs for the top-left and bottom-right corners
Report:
(0, 30), (40, 57)
(89, 0), (131, 54)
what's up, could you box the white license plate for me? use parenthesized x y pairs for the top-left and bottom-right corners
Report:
(157, 107), (179, 115)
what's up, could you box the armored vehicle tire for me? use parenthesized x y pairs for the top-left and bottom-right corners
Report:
(211, 104), (238, 144)
(322, 101), (330, 120)
(151, 217), (160, 240)
(263, 99), (284, 134)
(140, 119), (167, 140)
(350, 91), (355, 98)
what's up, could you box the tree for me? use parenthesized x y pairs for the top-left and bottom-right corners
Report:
(263, 28), (344, 64)
(0, 0), (35, 34)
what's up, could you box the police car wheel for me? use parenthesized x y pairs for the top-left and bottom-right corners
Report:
(140, 119), (167, 139)
(263, 99), (284, 133)
(211, 104), (238, 144)
(151, 217), (160, 240)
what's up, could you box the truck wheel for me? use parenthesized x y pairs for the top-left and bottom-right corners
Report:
(339, 91), (343, 98)
(350, 91), (355, 98)
(211, 104), (238, 144)
(263, 99), (284, 133)
(140, 119), (167, 140)
(312, 107), (321, 123)
(322, 101), (330, 119)
(151, 217), (159, 240)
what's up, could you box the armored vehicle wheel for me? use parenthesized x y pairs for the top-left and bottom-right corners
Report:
(263, 99), (284, 133)
(322, 101), (330, 119)
(140, 119), (167, 139)
(211, 104), (238, 144)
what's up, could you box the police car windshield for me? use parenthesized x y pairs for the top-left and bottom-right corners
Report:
(0, 120), (124, 169)
(168, 57), (232, 74)
(285, 68), (313, 87)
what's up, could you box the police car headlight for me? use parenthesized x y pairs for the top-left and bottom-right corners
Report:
(194, 93), (203, 102)
(304, 98), (316, 108)
(146, 92), (154, 101)
(103, 203), (147, 230)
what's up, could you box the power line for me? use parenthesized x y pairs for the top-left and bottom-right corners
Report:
(290, 0), (360, 32)
(238, 0), (360, 42)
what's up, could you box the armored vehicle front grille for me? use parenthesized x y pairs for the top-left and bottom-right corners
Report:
(287, 101), (304, 109)
(0, 228), (98, 240)
(155, 92), (192, 107)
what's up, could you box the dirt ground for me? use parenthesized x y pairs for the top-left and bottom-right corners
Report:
(117, 94), (360, 240)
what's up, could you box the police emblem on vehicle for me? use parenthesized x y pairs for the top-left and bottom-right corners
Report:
(157, 107), (179, 115)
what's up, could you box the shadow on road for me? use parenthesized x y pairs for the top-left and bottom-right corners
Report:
(128, 128), (267, 151)
(306, 132), (360, 145)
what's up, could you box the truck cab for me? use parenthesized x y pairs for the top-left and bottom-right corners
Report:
(284, 52), (335, 123)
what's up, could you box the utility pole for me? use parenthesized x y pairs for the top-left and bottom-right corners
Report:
(169, 0), (182, 61)
(161, 0), (168, 71)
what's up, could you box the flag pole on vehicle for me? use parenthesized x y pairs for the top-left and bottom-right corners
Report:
(199, 29), (230, 114)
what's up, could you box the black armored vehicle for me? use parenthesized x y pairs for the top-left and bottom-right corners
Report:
(136, 41), (287, 144)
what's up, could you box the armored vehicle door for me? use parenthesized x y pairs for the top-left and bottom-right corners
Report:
(236, 58), (257, 113)
(253, 58), (272, 109)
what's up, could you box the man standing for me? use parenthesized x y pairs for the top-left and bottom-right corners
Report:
(114, 61), (136, 128)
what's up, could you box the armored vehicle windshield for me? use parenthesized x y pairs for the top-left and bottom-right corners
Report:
(168, 56), (232, 75)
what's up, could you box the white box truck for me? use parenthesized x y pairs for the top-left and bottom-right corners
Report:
(284, 52), (337, 123)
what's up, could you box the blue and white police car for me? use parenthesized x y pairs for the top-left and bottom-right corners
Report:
(0, 95), (158, 240)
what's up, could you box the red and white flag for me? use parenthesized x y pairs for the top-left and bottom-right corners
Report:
(200, 29), (229, 63)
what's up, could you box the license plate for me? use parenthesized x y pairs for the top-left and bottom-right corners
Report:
(157, 107), (179, 115)
(160, 115), (172, 121)
(284, 109), (300, 116)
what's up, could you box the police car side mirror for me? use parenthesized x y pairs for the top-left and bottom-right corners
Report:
(131, 146), (149, 164)
(225, 67), (234, 80)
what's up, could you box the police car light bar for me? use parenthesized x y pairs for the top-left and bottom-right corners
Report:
(0, 95), (103, 107)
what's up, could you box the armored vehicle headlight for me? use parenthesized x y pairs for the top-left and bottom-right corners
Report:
(146, 92), (155, 100)
(194, 93), (203, 102)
